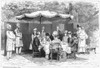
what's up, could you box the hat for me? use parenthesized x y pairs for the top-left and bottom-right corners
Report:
(53, 31), (58, 36)
(37, 31), (40, 35)
(67, 31), (71, 34)
(16, 23), (20, 27)
(64, 30), (68, 33)
(7, 24), (11, 29)
(77, 24), (81, 28)
(33, 28), (37, 31)
(81, 27), (84, 29)
(72, 33), (77, 37)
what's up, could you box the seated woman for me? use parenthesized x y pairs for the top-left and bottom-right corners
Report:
(51, 31), (61, 43)
(40, 33), (51, 59)
(61, 32), (71, 56)
(50, 31), (62, 60)
(32, 33), (41, 57)
(70, 33), (79, 59)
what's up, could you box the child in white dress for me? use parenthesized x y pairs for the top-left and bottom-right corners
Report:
(15, 23), (23, 54)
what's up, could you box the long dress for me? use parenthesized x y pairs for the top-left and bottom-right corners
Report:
(77, 30), (88, 52)
(61, 42), (71, 54)
(15, 28), (23, 47)
(32, 37), (40, 52)
(41, 38), (51, 55)
(62, 36), (71, 53)
(71, 37), (78, 52)
(6, 30), (15, 51)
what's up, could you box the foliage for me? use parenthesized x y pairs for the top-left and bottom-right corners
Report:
(1, 1), (99, 46)
(1, 1), (99, 32)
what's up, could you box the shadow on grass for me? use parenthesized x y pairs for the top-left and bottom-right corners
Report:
(20, 50), (88, 65)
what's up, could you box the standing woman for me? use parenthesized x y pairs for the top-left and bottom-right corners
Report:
(62, 30), (68, 43)
(67, 31), (72, 46)
(41, 26), (46, 39)
(15, 23), (23, 54)
(6, 24), (15, 59)
(30, 28), (37, 50)
(67, 31), (73, 58)
(41, 33), (51, 59)
(77, 26), (88, 53)
(31, 28), (37, 44)
(62, 30), (71, 54)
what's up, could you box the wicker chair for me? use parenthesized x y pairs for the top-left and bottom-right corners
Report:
(49, 43), (62, 60)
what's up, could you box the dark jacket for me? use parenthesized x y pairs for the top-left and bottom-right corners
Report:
(71, 37), (78, 52)
(32, 37), (40, 52)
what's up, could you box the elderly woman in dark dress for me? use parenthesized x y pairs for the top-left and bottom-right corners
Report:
(32, 34), (40, 51)
(70, 33), (79, 59)
(32, 32), (41, 57)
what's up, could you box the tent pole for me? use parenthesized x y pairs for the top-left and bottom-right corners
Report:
(51, 23), (52, 34)
(40, 16), (42, 32)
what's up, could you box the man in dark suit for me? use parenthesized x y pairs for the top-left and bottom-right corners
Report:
(56, 26), (63, 41)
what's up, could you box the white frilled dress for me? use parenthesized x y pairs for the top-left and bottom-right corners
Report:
(77, 30), (88, 52)
(6, 30), (15, 51)
(41, 38), (51, 55)
(61, 42), (71, 53)
(15, 28), (23, 47)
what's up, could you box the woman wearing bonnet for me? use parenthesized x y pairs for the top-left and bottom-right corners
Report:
(77, 25), (88, 53)
(6, 24), (16, 59)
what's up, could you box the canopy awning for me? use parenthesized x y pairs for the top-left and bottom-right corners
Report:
(16, 10), (74, 19)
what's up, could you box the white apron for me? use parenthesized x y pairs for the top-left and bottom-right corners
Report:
(6, 31), (15, 51)
(41, 39), (50, 55)
(15, 28), (23, 47)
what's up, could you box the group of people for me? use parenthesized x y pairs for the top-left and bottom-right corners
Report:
(6, 23), (88, 60)
(6, 23), (23, 59)
(30, 25), (88, 59)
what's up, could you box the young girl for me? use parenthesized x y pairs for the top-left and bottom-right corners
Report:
(6, 24), (15, 59)
(15, 23), (23, 55)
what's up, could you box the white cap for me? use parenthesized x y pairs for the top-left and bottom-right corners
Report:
(7, 24), (11, 29)
(53, 31), (58, 36)
(16, 23), (20, 27)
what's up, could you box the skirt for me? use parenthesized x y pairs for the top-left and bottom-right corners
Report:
(16, 37), (23, 47)
(6, 39), (15, 51)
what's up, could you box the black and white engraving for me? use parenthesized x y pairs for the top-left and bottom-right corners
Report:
(0, 0), (100, 68)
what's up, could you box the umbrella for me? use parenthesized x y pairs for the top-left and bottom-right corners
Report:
(16, 10), (73, 25)
(16, 10), (74, 21)
(24, 11), (57, 18)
